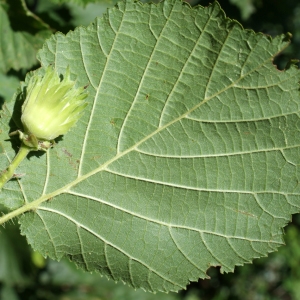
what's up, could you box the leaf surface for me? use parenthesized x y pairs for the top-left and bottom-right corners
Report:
(2, 0), (300, 292)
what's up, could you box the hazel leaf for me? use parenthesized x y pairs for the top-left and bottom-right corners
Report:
(1, 0), (300, 293)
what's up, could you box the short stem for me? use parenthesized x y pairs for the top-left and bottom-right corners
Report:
(0, 143), (31, 190)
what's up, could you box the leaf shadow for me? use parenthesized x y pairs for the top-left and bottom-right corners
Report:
(0, 97), (4, 112)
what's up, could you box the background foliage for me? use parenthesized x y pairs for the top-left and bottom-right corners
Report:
(1, 0), (300, 299)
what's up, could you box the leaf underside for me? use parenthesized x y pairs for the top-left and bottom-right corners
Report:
(1, 0), (300, 293)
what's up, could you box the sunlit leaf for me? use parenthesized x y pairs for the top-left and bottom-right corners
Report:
(1, 0), (300, 293)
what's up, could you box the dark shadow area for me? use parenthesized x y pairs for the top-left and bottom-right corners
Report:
(0, 97), (4, 112)
(26, 0), (74, 34)
(6, 0), (48, 34)
(5, 0), (74, 35)
(31, 5), (74, 34)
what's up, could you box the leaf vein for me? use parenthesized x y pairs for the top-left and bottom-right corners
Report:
(79, 29), (97, 90)
(65, 190), (284, 244)
(38, 206), (184, 288)
(116, 3), (174, 152)
(104, 242), (116, 281)
(136, 146), (300, 158)
(168, 227), (206, 274)
(77, 225), (90, 271)
(42, 151), (50, 195)
(159, 9), (213, 127)
(203, 25), (233, 99)
(36, 211), (58, 258)
(77, 7), (125, 177)
(200, 232), (230, 270)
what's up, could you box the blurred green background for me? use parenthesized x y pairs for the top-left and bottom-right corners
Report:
(1, 0), (300, 299)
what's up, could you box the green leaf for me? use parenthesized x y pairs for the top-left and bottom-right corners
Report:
(0, 72), (20, 101)
(0, 3), (51, 72)
(67, 2), (115, 27)
(0, 222), (31, 286)
(1, 0), (300, 293)
(0, 286), (19, 300)
(229, 0), (256, 20)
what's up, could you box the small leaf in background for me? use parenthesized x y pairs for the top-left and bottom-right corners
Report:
(0, 72), (20, 102)
(33, 0), (113, 31)
(0, 222), (32, 286)
(67, 2), (115, 27)
(229, 0), (255, 20)
(0, 1), (51, 72)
